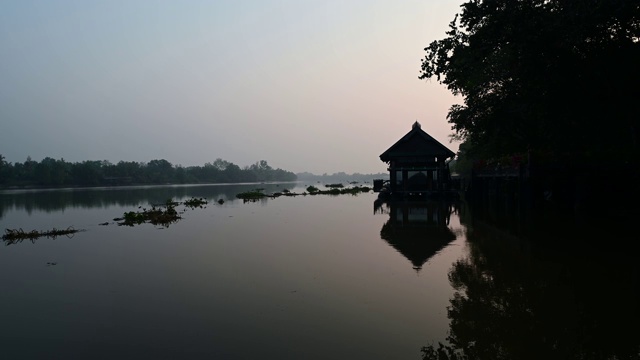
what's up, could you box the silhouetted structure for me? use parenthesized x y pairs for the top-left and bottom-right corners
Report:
(375, 199), (457, 271)
(374, 122), (456, 198)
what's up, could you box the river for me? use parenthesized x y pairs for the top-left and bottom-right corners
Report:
(0, 183), (637, 359)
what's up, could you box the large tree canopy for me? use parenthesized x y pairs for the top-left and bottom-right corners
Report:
(421, 0), (640, 163)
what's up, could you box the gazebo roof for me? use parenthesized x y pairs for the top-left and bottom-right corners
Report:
(380, 121), (455, 162)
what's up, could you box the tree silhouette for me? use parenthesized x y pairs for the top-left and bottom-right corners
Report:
(420, 0), (640, 163)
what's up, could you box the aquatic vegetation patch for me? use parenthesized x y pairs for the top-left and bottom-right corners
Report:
(183, 197), (208, 208)
(114, 198), (210, 228)
(236, 185), (371, 201)
(341, 186), (372, 195)
(236, 188), (305, 202)
(325, 183), (344, 188)
(315, 186), (371, 195)
(236, 189), (269, 201)
(117, 200), (180, 227)
(2, 227), (82, 245)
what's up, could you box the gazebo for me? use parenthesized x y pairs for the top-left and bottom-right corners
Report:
(374, 121), (456, 197)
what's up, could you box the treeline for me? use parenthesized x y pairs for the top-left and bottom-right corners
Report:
(0, 156), (296, 188)
(296, 171), (388, 183)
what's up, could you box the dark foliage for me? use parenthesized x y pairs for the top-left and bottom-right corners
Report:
(420, 0), (640, 164)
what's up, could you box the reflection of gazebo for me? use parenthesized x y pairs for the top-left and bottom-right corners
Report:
(374, 121), (456, 197)
(377, 200), (457, 271)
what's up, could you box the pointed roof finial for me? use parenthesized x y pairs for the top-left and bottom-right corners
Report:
(412, 120), (421, 129)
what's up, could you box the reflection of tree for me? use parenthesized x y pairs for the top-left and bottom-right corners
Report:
(0, 183), (296, 219)
(378, 200), (458, 271)
(422, 221), (640, 360)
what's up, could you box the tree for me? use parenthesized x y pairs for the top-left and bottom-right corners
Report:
(72, 160), (103, 186)
(0, 154), (10, 185)
(146, 159), (174, 184)
(115, 161), (144, 180)
(21, 156), (37, 184)
(420, 0), (640, 162)
(223, 163), (242, 182)
(212, 158), (231, 171)
(249, 160), (273, 181)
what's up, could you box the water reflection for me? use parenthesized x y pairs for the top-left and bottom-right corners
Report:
(375, 199), (459, 271)
(0, 183), (295, 219)
(421, 204), (640, 360)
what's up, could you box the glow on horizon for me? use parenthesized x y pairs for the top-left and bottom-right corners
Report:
(0, 0), (462, 174)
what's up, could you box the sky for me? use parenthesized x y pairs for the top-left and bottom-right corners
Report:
(1, 0), (462, 175)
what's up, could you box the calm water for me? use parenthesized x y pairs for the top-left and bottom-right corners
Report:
(1, 184), (637, 359)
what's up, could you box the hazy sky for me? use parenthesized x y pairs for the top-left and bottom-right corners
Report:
(1, 0), (462, 174)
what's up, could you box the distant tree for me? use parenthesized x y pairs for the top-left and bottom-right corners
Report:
(420, 0), (640, 163)
(212, 158), (231, 171)
(0, 154), (7, 184)
(72, 160), (103, 186)
(249, 160), (274, 181)
(146, 159), (174, 183)
(199, 162), (222, 182)
(0, 156), (296, 188)
(295, 171), (387, 183)
(223, 163), (242, 182)
(115, 161), (144, 180)
(22, 156), (38, 184)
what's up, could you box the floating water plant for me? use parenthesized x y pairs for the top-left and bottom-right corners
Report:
(183, 197), (208, 208)
(236, 189), (269, 201)
(340, 186), (372, 195)
(235, 185), (371, 202)
(306, 185), (370, 196)
(110, 197), (215, 228)
(2, 227), (82, 245)
(236, 188), (305, 202)
(117, 199), (180, 227)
